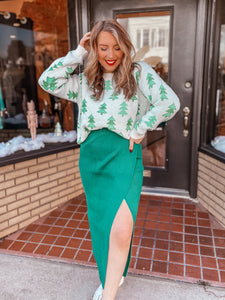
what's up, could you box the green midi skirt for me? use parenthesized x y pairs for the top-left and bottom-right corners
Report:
(79, 129), (143, 288)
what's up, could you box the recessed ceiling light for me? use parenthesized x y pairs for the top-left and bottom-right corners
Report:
(10, 35), (16, 39)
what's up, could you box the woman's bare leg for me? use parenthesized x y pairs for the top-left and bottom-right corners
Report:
(102, 200), (133, 300)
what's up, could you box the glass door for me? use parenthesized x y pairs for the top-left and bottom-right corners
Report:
(89, 0), (198, 194)
(117, 11), (170, 171)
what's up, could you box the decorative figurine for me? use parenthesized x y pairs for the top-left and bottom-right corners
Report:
(54, 122), (62, 136)
(54, 100), (63, 128)
(40, 99), (51, 128)
(27, 100), (38, 140)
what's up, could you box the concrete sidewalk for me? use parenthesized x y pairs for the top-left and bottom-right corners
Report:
(0, 253), (225, 300)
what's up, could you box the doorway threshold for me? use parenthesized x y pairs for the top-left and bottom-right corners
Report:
(141, 186), (197, 202)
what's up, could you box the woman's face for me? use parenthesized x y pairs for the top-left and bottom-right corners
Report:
(97, 31), (123, 73)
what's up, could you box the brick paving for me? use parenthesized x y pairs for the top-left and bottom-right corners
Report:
(1, 193), (225, 287)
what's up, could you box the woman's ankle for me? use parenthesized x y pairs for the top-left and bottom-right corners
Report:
(102, 291), (115, 300)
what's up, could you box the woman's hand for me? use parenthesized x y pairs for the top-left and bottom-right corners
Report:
(129, 136), (145, 152)
(80, 32), (91, 53)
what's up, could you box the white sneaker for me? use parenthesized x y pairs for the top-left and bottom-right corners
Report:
(119, 276), (125, 287)
(92, 277), (125, 300)
(92, 283), (103, 300)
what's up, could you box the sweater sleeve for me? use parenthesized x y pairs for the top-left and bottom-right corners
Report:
(38, 45), (88, 103)
(130, 61), (180, 139)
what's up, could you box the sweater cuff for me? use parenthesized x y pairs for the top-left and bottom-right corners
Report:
(130, 128), (146, 140)
(72, 45), (88, 60)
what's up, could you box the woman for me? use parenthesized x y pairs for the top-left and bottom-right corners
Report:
(39, 19), (180, 300)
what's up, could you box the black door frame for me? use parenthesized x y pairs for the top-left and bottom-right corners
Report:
(67, 0), (209, 199)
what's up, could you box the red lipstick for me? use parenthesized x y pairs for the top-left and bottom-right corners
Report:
(105, 60), (116, 66)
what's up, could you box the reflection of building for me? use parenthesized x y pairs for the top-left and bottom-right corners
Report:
(119, 16), (169, 64)
(0, 4), (74, 139)
(0, 15), (37, 129)
(217, 25), (225, 137)
(119, 14), (170, 167)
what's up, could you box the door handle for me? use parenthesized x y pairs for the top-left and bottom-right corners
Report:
(183, 106), (190, 137)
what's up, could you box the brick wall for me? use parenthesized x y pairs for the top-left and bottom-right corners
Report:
(198, 152), (225, 227)
(0, 148), (83, 239)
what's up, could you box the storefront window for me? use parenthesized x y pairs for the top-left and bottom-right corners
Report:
(209, 0), (225, 154)
(0, 1), (74, 147)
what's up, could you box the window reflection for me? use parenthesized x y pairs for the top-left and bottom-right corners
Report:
(117, 11), (170, 168)
(0, 21), (36, 127)
(211, 23), (225, 153)
(0, 1), (74, 143)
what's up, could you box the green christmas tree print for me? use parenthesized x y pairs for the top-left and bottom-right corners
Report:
(148, 95), (152, 102)
(149, 104), (155, 111)
(85, 127), (91, 133)
(136, 104), (140, 116)
(65, 67), (74, 79)
(146, 73), (156, 89)
(136, 71), (140, 85)
(119, 102), (128, 117)
(57, 61), (63, 67)
(109, 92), (119, 101)
(134, 119), (142, 130)
(131, 94), (138, 102)
(163, 103), (176, 118)
(81, 99), (87, 113)
(58, 83), (66, 89)
(107, 116), (116, 130)
(67, 90), (78, 100)
(48, 61), (63, 71)
(97, 103), (107, 115)
(79, 73), (82, 85)
(105, 80), (112, 91)
(145, 116), (157, 128)
(42, 77), (57, 91)
(77, 137), (82, 143)
(159, 84), (168, 101)
(126, 118), (133, 131)
(88, 115), (95, 129)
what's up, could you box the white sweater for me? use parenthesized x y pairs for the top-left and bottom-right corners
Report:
(38, 45), (180, 144)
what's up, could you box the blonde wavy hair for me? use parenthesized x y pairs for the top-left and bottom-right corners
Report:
(84, 19), (140, 100)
